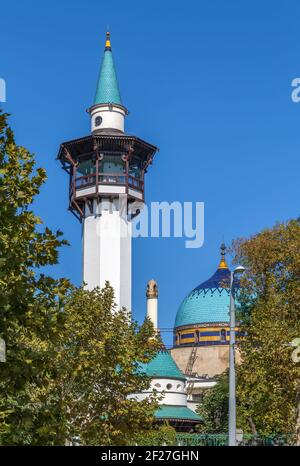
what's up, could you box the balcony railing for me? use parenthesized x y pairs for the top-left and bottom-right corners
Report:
(74, 172), (144, 192)
(128, 175), (144, 190)
(75, 173), (96, 188)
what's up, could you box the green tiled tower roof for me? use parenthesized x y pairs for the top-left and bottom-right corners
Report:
(94, 31), (122, 105)
(139, 349), (186, 381)
(155, 405), (202, 421)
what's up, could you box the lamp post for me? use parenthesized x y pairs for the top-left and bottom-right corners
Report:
(0, 337), (6, 363)
(229, 265), (245, 446)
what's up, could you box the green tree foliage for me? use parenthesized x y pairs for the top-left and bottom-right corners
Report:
(0, 111), (160, 445)
(0, 110), (70, 444)
(232, 219), (300, 438)
(133, 423), (177, 446)
(196, 371), (229, 434)
(34, 285), (160, 446)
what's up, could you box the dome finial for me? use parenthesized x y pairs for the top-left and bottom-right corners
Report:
(218, 242), (228, 269)
(105, 30), (111, 50)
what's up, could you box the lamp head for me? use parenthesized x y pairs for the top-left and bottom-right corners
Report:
(233, 265), (246, 275)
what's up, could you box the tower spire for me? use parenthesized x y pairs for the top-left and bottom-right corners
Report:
(105, 30), (111, 50)
(94, 31), (122, 106)
(218, 242), (228, 269)
(89, 31), (128, 134)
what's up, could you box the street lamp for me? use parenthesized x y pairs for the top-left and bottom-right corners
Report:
(229, 265), (245, 446)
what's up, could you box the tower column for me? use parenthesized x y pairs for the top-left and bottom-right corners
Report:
(82, 198), (132, 310)
(146, 280), (158, 330)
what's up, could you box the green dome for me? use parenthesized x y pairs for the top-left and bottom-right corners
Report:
(139, 349), (186, 381)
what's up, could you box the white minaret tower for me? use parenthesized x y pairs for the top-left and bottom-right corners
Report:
(146, 279), (158, 331)
(57, 32), (158, 310)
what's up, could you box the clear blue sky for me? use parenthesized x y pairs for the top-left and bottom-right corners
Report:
(1, 0), (299, 346)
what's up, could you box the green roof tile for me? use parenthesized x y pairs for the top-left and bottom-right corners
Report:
(155, 405), (202, 421)
(139, 350), (186, 381)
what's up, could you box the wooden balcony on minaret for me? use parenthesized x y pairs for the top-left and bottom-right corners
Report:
(57, 134), (158, 221)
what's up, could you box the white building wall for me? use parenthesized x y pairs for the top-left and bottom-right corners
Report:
(82, 199), (131, 311)
(90, 104), (126, 133)
(130, 377), (187, 406)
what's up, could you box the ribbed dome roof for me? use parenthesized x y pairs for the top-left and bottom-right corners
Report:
(139, 349), (186, 381)
(175, 244), (232, 328)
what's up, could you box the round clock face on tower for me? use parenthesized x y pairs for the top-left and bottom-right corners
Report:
(95, 116), (102, 127)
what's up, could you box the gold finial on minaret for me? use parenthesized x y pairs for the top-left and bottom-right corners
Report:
(218, 242), (229, 269)
(105, 31), (111, 50)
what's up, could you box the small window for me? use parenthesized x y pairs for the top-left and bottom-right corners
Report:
(166, 383), (173, 390)
(176, 384), (182, 391)
(220, 329), (227, 342)
(95, 116), (102, 127)
(154, 383), (161, 388)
